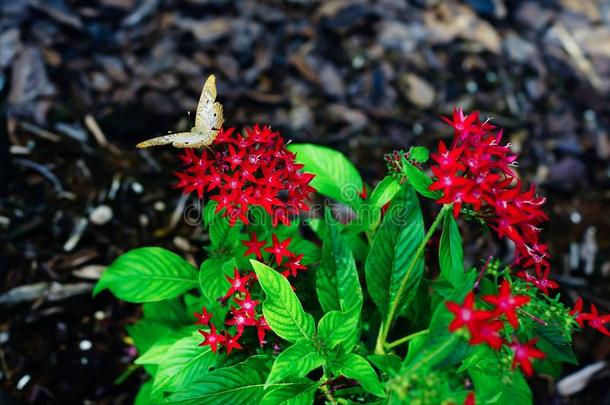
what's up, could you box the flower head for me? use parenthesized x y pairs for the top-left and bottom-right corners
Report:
(198, 325), (226, 353)
(482, 280), (529, 328)
(446, 292), (493, 333)
(509, 339), (545, 376)
(194, 307), (212, 326)
(174, 125), (315, 226)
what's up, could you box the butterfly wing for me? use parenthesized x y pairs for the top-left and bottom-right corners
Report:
(136, 132), (194, 148)
(194, 75), (224, 144)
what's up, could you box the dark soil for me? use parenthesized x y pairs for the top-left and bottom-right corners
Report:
(1, 0), (610, 403)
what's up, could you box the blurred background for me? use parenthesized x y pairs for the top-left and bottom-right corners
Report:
(1, 0), (610, 403)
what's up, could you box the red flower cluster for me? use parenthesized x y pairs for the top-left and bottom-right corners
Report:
(570, 298), (610, 336)
(446, 281), (543, 376)
(195, 268), (270, 354)
(196, 231), (308, 353)
(242, 233), (307, 279)
(175, 125), (315, 226)
(430, 109), (551, 290)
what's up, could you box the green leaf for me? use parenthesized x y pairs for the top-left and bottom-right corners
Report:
(206, 202), (243, 253)
(164, 356), (271, 405)
(134, 380), (153, 405)
(402, 270), (477, 375)
(400, 158), (440, 199)
(93, 247), (198, 303)
(288, 143), (363, 208)
(366, 176), (401, 230)
(152, 332), (219, 395)
(251, 260), (315, 343)
(199, 257), (236, 313)
(365, 186), (425, 319)
(142, 297), (192, 327)
(466, 346), (532, 405)
(533, 324), (577, 365)
(335, 353), (386, 398)
(409, 146), (430, 164)
(318, 305), (361, 350)
(439, 215), (465, 287)
(370, 176), (401, 208)
(135, 327), (196, 365)
(367, 354), (402, 377)
(127, 320), (172, 354)
(261, 379), (320, 405)
(317, 208), (363, 313)
(266, 340), (324, 386)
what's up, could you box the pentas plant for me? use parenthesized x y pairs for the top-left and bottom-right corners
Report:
(94, 109), (608, 405)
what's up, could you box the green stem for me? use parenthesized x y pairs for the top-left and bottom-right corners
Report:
(374, 204), (452, 354)
(385, 329), (429, 350)
(320, 380), (338, 405)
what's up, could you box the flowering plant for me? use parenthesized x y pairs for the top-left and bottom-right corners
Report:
(94, 111), (608, 404)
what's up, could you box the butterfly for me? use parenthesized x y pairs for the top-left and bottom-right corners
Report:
(136, 74), (224, 149)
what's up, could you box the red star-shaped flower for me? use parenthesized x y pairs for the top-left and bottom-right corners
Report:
(446, 292), (493, 333)
(264, 234), (292, 265)
(582, 303), (610, 336)
(222, 268), (251, 300)
(242, 232), (267, 259)
(233, 293), (259, 317)
(509, 339), (545, 376)
(255, 316), (271, 347)
(284, 254), (306, 277)
(193, 306), (212, 326)
(225, 308), (256, 334)
(221, 331), (243, 355)
(198, 325), (226, 353)
(468, 320), (504, 350)
(482, 280), (530, 328)
(569, 297), (587, 328)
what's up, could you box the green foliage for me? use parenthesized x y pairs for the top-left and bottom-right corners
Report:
(399, 158), (440, 199)
(165, 356), (272, 404)
(261, 379), (320, 405)
(465, 346), (532, 405)
(408, 146), (430, 164)
(439, 215), (465, 287)
(333, 353), (386, 398)
(251, 260), (315, 343)
(94, 247), (198, 303)
(98, 140), (585, 405)
(317, 208), (363, 313)
(266, 340), (324, 385)
(318, 305), (360, 351)
(365, 186), (425, 319)
(151, 332), (219, 396)
(288, 143), (363, 209)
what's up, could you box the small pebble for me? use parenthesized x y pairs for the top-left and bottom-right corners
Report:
(79, 340), (93, 351)
(16, 375), (30, 390)
(154, 201), (166, 211)
(466, 80), (478, 93)
(94, 311), (105, 321)
(89, 205), (113, 225)
(412, 123), (424, 135)
(131, 182), (144, 194)
(570, 211), (582, 224)
(584, 109), (596, 122)
(173, 236), (191, 252)
(139, 214), (149, 227)
(0, 331), (9, 344)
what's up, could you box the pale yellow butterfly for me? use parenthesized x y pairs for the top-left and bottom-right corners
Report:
(136, 75), (224, 148)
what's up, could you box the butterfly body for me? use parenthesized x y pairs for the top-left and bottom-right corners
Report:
(136, 75), (224, 149)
